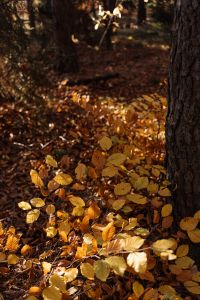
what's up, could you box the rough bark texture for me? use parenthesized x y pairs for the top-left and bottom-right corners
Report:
(52, 0), (79, 73)
(166, 0), (200, 219)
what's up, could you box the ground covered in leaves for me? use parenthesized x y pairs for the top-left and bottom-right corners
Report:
(1, 23), (200, 300)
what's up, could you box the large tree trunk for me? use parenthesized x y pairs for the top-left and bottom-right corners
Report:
(137, 0), (146, 25)
(166, 0), (200, 219)
(52, 0), (79, 73)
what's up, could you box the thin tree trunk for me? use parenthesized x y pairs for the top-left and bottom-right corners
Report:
(52, 0), (79, 73)
(166, 0), (200, 219)
(26, 0), (35, 31)
(103, 0), (116, 49)
(137, 0), (146, 25)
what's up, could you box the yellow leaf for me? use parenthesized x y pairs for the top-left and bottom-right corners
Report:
(75, 163), (87, 181)
(133, 281), (144, 298)
(184, 282), (200, 295)
(152, 239), (175, 252)
(28, 286), (41, 296)
(7, 254), (19, 265)
(30, 170), (44, 188)
(80, 262), (94, 280)
(102, 222), (116, 242)
(53, 173), (73, 186)
(123, 236), (145, 252)
(58, 221), (71, 242)
(72, 206), (84, 216)
(30, 198), (45, 208)
(87, 203), (100, 219)
(176, 245), (189, 257)
(94, 260), (110, 281)
(107, 153), (126, 166)
(48, 180), (59, 192)
(161, 204), (172, 217)
(5, 235), (19, 251)
(180, 217), (198, 231)
(49, 273), (66, 292)
(124, 218), (138, 231)
(126, 193), (147, 205)
(99, 136), (112, 151)
(45, 155), (58, 168)
(112, 199), (126, 211)
(102, 166), (118, 177)
(18, 201), (31, 210)
(187, 228), (200, 243)
(105, 239), (125, 254)
(0, 252), (6, 261)
(46, 226), (57, 238)
(46, 204), (55, 215)
(131, 176), (149, 191)
(158, 187), (171, 197)
(158, 285), (176, 296)
(143, 288), (158, 300)
(68, 195), (85, 207)
(192, 272), (200, 282)
(42, 261), (52, 275)
(26, 209), (40, 224)
(26, 296), (38, 300)
(105, 256), (127, 276)
(42, 286), (62, 300)
(194, 210), (200, 221)
(21, 244), (32, 256)
(175, 256), (194, 269)
(127, 252), (147, 273)
(114, 182), (131, 196)
(147, 182), (159, 194)
(64, 268), (78, 283)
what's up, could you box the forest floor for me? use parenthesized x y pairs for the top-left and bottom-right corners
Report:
(1, 20), (200, 300)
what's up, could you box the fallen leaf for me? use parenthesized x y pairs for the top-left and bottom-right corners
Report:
(54, 173), (73, 186)
(114, 182), (131, 196)
(127, 252), (147, 273)
(80, 262), (94, 280)
(99, 136), (112, 151)
(133, 281), (144, 298)
(94, 260), (110, 281)
(45, 155), (58, 168)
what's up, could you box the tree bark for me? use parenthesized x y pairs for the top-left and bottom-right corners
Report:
(137, 0), (146, 25)
(166, 0), (200, 219)
(52, 0), (79, 73)
(103, 0), (116, 49)
(26, 0), (35, 31)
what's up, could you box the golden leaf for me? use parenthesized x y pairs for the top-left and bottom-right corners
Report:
(58, 221), (71, 242)
(123, 236), (145, 252)
(107, 153), (126, 166)
(46, 226), (57, 238)
(131, 176), (149, 191)
(184, 281), (200, 295)
(114, 182), (131, 196)
(162, 216), (173, 229)
(21, 244), (32, 256)
(192, 272), (200, 282)
(26, 209), (40, 224)
(63, 268), (78, 283)
(46, 204), (55, 215)
(99, 136), (112, 151)
(75, 163), (87, 181)
(30, 198), (45, 208)
(112, 199), (126, 211)
(94, 260), (110, 281)
(28, 286), (41, 296)
(42, 261), (52, 275)
(175, 256), (194, 269)
(102, 222), (116, 242)
(158, 285), (176, 296)
(30, 170), (44, 188)
(45, 155), (58, 168)
(102, 166), (118, 177)
(124, 218), (138, 231)
(126, 193), (147, 205)
(72, 206), (84, 216)
(80, 215), (90, 233)
(42, 286), (62, 300)
(49, 273), (66, 292)
(48, 180), (59, 192)
(18, 201), (32, 210)
(105, 256), (127, 276)
(161, 204), (173, 217)
(53, 173), (73, 186)
(152, 239), (175, 252)
(194, 210), (200, 221)
(87, 203), (101, 219)
(26, 296), (38, 300)
(5, 234), (19, 251)
(143, 288), (158, 300)
(147, 182), (159, 194)
(0, 222), (4, 236)
(132, 281), (144, 298)
(187, 228), (200, 243)
(158, 187), (171, 197)
(127, 252), (147, 273)
(7, 254), (19, 265)
(176, 245), (189, 257)
(80, 262), (94, 280)
(75, 242), (87, 259)
(0, 252), (6, 261)
(105, 239), (125, 254)
(180, 217), (198, 231)
(68, 195), (85, 207)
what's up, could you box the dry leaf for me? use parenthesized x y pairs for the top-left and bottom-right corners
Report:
(143, 288), (158, 300)
(126, 193), (147, 205)
(49, 273), (66, 292)
(176, 245), (189, 257)
(102, 166), (118, 177)
(105, 256), (127, 276)
(99, 136), (112, 151)
(158, 187), (171, 197)
(30, 198), (45, 208)
(42, 286), (62, 300)
(107, 153), (126, 166)
(187, 228), (200, 243)
(26, 209), (40, 224)
(7, 254), (19, 264)
(180, 217), (198, 231)
(75, 163), (87, 181)
(175, 256), (194, 269)
(80, 262), (94, 280)
(42, 262), (52, 275)
(53, 173), (73, 186)
(45, 155), (58, 168)
(161, 204), (172, 217)
(102, 222), (116, 242)
(127, 252), (147, 273)
(112, 199), (126, 211)
(46, 204), (55, 215)
(133, 281), (144, 298)
(68, 195), (85, 207)
(114, 182), (131, 196)
(64, 268), (78, 283)
(94, 260), (110, 281)
(30, 170), (44, 188)
(18, 201), (32, 210)
(123, 236), (145, 252)
(28, 286), (41, 296)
